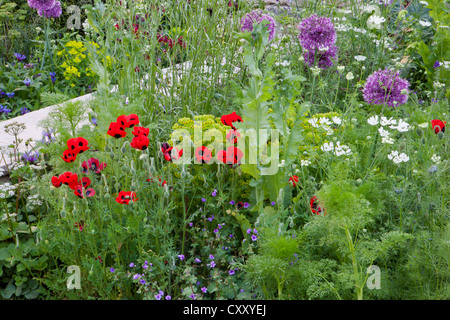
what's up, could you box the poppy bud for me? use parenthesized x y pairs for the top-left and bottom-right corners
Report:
(203, 182), (208, 188)
(121, 146), (127, 154)
(130, 168), (136, 175)
(416, 127), (423, 137)
(398, 142), (406, 152)
(164, 191), (170, 198)
(438, 131), (444, 140)
(110, 152), (115, 159)
(429, 203), (437, 210)
(421, 137), (426, 144)
(60, 210), (67, 218)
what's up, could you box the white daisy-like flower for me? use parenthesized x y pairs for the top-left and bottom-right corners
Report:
(381, 136), (395, 144)
(308, 118), (320, 128)
(275, 60), (290, 67)
(390, 119), (410, 132)
(337, 66), (345, 73)
(380, 116), (396, 126)
(334, 142), (352, 156)
(319, 118), (332, 126)
(354, 55), (367, 61)
(332, 116), (342, 125)
(419, 20), (432, 27)
(301, 159), (311, 167)
(419, 1), (429, 5)
(367, 115), (379, 126)
(378, 127), (390, 138)
(346, 72), (354, 81)
(321, 142), (334, 152)
(418, 122), (429, 128)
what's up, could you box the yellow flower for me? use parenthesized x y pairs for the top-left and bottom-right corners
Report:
(60, 62), (68, 68)
(68, 48), (78, 55)
(71, 83), (75, 87)
(73, 56), (82, 63)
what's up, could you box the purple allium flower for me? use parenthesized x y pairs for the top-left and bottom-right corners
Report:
(165, 295), (171, 300)
(178, 254), (185, 260)
(304, 44), (338, 69)
(110, 267), (115, 273)
(433, 61), (441, 68)
(297, 14), (337, 51)
(37, 1), (62, 18)
(201, 287), (207, 293)
(240, 10), (277, 41)
(20, 107), (30, 115)
(229, 269), (235, 275)
(14, 53), (26, 61)
(27, 0), (55, 10)
(251, 235), (258, 241)
(362, 68), (410, 108)
(23, 79), (32, 86)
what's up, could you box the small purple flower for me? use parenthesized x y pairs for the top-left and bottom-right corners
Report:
(251, 235), (258, 241)
(91, 117), (97, 126)
(202, 198), (206, 203)
(244, 202), (250, 208)
(140, 279), (146, 285)
(433, 61), (441, 68)
(189, 222), (193, 227)
(110, 267), (115, 273)
(229, 200), (235, 205)
(0, 105), (12, 115)
(211, 189), (217, 197)
(213, 228), (219, 233)
(209, 254), (214, 260)
(132, 273), (141, 280)
(155, 293), (162, 300)
(20, 107), (30, 115)
(240, 289), (245, 293)
(27, 0), (56, 11)
(6, 92), (14, 98)
(129, 263), (135, 268)
(208, 261), (216, 268)
(246, 228), (251, 234)
(165, 295), (171, 300)
(178, 254), (185, 260)
(23, 79), (32, 86)
(201, 287), (207, 293)
(240, 9), (277, 41)
(14, 53), (26, 61)
(271, 201), (276, 206)
(253, 228), (258, 234)
(195, 258), (202, 263)
(229, 269), (235, 275)
(207, 214), (214, 222)
(21, 151), (40, 164)
(229, 234), (233, 238)
(189, 294), (196, 300)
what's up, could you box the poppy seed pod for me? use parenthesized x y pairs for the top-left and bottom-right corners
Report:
(398, 142), (406, 152)
(109, 152), (115, 159)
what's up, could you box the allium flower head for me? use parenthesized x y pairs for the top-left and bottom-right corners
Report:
(362, 68), (410, 107)
(240, 10), (277, 41)
(297, 14), (337, 51)
(28, 0), (55, 11)
(37, 1), (62, 18)
(304, 44), (338, 69)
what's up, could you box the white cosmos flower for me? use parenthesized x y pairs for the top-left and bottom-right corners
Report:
(332, 116), (341, 125)
(319, 118), (332, 126)
(308, 118), (320, 128)
(334, 141), (352, 156)
(321, 142), (334, 152)
(367, 115), (379, 126)
(380, 116), (396, 126)
(390, 119), (410, 132)
(354, 55), (367, 61)
(378, 127), (390, 138)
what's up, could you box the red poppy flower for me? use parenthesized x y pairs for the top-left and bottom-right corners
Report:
(289, 175), (299, 187)
(116, 191), (138, 204)
(195, 146), (213, 163)
(61, 149), (78, 163)
(51, 176), (62, 188)
(217, 146), (243, 165)
(161, 143), (183, 162)
(82, 158), (107, 174)
(431, 119), (446, 134)
(226, 129), (241, 144)
(74, 185), (95, 198)
(221, 111), (243, 130)
(132, 126), (150, 137)
(74, 220), (85, 231)
(95, 256), (103, 263)
(130, 134), (150, 150)
(107, 122), (127, 138)
(59, 172), (79, 187)
(236, 201), (245, 209)
(310, 196), (324, 215)
(67, 137), (89, 154)
(126, 114), (140, 128)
